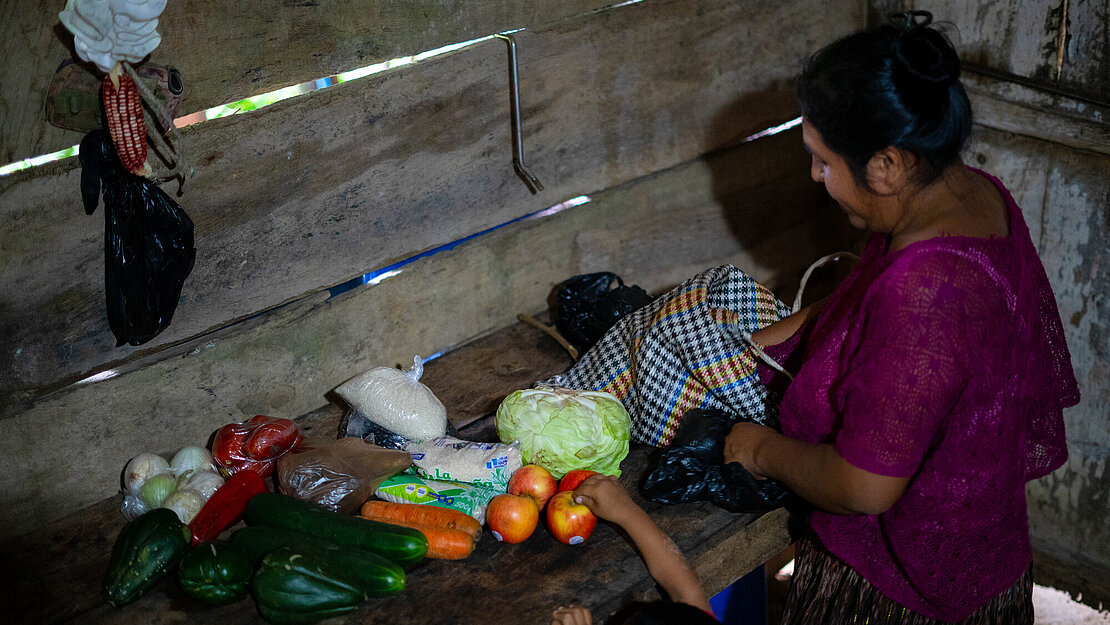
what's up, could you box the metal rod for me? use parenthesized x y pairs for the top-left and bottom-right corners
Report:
(494, 33), (543, 194)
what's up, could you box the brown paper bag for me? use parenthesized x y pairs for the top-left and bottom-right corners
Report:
(277, 437), (411, 514)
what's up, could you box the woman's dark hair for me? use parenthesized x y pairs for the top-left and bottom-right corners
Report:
(797, 11), (972, 188)
(608, 600), (720, 625)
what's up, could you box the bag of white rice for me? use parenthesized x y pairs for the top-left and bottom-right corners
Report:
(404, 436), (522, 490)
(335, 355), (447, 441)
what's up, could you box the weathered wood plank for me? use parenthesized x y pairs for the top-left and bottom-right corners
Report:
(694, 506), (795, 597)
(0, 126), (845, 541)
(869, 0), (1109, 102)
(0, 0), (619, 163)
(0, 321), (791, 625)
(964, 71), (1110, 156)
(0, 0), (860, 410)
(418, 319), (576, 430)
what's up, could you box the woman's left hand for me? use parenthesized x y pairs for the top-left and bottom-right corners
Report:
(723, 422), (777, 479)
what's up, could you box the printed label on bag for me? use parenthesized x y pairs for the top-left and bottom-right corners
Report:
(375, 473), (499, 524)
(403, 435), (522, 489)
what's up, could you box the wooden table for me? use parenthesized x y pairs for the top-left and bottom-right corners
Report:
(1, 321), (794, 625)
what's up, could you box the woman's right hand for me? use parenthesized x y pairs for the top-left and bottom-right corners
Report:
(724, 421), (777, 480)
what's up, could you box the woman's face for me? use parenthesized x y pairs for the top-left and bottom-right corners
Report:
(802, 118), (879, 230)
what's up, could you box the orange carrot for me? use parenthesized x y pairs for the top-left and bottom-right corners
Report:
(360, 500), (482, 539)
(413, 526), (478, 560)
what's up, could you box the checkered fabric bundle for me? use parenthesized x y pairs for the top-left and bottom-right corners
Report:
(546, 265), (790, 447)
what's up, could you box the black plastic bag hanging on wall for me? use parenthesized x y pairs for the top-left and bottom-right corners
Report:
(641, 408), (791, 514)
(553, 272), (655, 352)
(79, 129), (196, 346)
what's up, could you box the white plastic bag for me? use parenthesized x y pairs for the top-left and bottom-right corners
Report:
(335, 356), (447, 441)
(405, 436), (522, 490)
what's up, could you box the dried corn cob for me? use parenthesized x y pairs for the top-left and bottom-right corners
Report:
(102, 71), (149, 175)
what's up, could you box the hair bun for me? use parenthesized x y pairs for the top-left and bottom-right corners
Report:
(889, 10), (960, 87)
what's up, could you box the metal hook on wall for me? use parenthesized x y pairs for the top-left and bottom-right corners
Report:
(494, 33), (543, 194)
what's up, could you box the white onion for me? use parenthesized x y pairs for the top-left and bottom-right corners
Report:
(139, 473), (178, 509)
(123, 452), (170, 495)
(162, 488), (206, 524)
(170, 446), (215, 477)
(185, 471), (225, 501)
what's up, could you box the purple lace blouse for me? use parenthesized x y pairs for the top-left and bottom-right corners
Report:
(760, 169), (1079, 621)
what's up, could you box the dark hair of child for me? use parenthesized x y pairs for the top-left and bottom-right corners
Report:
(608, 600), (721, 625)
(796, 10), (972, 189)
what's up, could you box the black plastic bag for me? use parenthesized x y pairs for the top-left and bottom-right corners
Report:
(641, 408), (790, 514)
(553, 272), (654, 351)
(340, 407), (461, 450)
(80, 129), (196, 347)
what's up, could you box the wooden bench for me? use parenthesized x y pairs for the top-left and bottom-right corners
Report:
(1, 319), (794, 625)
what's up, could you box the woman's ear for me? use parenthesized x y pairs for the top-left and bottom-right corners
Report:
(865, 147), (914, 195)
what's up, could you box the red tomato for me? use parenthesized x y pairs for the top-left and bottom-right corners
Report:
(244, 418), (301, 460)
(212, 422), (251, 469)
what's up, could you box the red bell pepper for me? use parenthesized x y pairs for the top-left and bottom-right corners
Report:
(212, 415), (302, 478)
(188, 469), (269, 545)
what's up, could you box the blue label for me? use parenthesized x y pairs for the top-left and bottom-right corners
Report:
(485, 456), (509, 469)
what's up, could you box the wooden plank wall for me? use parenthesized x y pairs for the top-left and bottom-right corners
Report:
(872, 0), (1110, 608)
(0, 1), (861, 540)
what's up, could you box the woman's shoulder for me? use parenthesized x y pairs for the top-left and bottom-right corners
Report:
(859, 242), (1013, 330)
(877, 241), (996, 290)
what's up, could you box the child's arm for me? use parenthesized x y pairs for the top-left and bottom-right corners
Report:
(574, 475), (711, 612)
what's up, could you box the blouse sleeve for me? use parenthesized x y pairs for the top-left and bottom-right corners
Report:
(831, 251), (971, 478)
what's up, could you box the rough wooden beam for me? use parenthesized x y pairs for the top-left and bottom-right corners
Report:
(0, 0), (619, 162)
(965, 70), (1110, 157)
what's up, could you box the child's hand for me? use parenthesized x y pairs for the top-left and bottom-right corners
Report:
(552, 604), (592, 625)
(573, 474), (638, 523)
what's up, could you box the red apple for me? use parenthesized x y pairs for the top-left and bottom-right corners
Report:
(486, 493), (539, 544)
(508, 464), (558, 509)
(557, 469), (600, 493)
(545, 491), (597, 545)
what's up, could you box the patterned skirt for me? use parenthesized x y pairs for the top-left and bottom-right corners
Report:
(779, 533), (1034, 625)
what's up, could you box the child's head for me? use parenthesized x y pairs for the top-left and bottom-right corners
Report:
(608, 600), (720, 625)
(797, 10), (972, 190)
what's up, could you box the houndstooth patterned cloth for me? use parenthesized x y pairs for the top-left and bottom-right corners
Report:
(546, 265), (790, 447)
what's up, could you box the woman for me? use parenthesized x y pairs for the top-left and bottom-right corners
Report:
(723, 11), (1080, 625)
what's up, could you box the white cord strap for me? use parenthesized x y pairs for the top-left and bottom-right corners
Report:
(743, 251), (860, 380)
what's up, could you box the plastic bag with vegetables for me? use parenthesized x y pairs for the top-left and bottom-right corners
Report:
(494, 386), (631, 478)
(211, 415), (303, 478)
(119, 446), (224, 523)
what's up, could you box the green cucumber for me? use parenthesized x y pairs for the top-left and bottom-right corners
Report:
(102, 508), (193, 607)
(231, 525), (405, 597)
(251, 546), (366, 624)
(243, 492), (427, 569)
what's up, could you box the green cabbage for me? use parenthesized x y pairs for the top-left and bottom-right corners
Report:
(495, 386), (631, 478)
